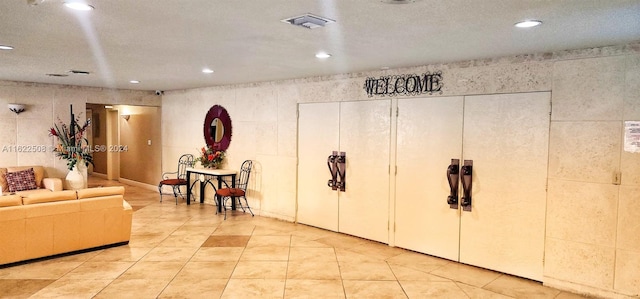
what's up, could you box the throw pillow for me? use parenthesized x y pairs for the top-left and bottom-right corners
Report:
(6, 168), (38, 192)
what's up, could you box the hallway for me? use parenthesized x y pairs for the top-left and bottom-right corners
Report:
(0, 177), (591, 298)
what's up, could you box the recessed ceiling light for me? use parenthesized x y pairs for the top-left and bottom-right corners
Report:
(129, 80), (140, 84)
(0, 45), (14, 50)
(315, 52), (331, 59)
(514, 20), (542, 28)
(202, 68), (214, 74)
(64, 2), (94, 11)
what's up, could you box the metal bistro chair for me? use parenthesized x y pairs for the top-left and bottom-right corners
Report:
(158, 154), (194, 204)
(216, 160), (253, 219)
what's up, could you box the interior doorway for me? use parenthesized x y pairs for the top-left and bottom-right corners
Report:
(86, 103), (161, 187)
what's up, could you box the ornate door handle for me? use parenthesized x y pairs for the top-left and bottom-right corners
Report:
(335, 152), (346, 192)
(327, 151), (338, 190)
(461, 160), (473, 211)
(447, 159), (460, 209)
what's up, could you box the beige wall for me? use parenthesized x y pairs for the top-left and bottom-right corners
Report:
(0, 81), (159, 179)
(162, 43), (640, 298)
(118, 105), (162, 185)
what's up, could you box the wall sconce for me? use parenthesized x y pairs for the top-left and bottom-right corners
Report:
(8, 103), (26, 114)
(121, 114), (130, 121)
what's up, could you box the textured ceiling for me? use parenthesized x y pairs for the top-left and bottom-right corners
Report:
(0, 0), (639, 91)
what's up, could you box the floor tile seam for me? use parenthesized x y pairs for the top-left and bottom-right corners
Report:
(425, 269), (471, 285)
(401, 279), (470, 295)
(282, 234), (293, 299)
(452, 280), (477, 299)
(377, 270), (410, 299)
(481, 272), (504, 289)
(91, 260), (140, 298)
(221, 234), (252, 298)
(385, 259), (405, 293)
(59, 261), (136, 280)
(454, 281), (517, 298)
(340, 279), (407, 299)
(117, 223), (194, 298)
(340, 277), (399, 281)
(332, 246), (349, 299)
(54, 259), (90, 282)
(146, 268), (181, 298)
(385, 260), (438, 274)
(7, 279), (57, 298)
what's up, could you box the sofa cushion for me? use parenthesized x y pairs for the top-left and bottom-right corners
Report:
(6, 168), (38, 192)
(0, 195), (22, 207)
(77, 186), (125, 199)
(6, 166), (45, 189)
(22, 190), (78, 205)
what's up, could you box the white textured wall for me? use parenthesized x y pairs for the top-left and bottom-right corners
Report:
(0, 80), (159, 179)
(159, 42), (639, 298)
(544, 54), (640, 298)
(161, 84), (299, 220)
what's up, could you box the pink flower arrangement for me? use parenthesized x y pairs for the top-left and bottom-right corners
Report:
(196, 145), (225, 168)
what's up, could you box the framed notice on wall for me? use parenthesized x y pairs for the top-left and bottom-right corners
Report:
(624, 121), (640, 153)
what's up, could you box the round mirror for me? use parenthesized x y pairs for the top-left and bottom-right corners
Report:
(203, 105), (232, 151)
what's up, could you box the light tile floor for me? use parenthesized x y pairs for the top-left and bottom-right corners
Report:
(0, 177), (593, 298)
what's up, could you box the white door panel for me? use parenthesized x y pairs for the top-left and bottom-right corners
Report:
(339, 100), (391, 243)
(460, 92), (550, 281)
(298, 93), (550, 281)
(297, 103), (340, 231)
(297, 100), (391, 243)
(395, 96), (464, 261)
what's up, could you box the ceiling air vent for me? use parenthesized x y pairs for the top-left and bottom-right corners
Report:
(281, 13), (335, 29)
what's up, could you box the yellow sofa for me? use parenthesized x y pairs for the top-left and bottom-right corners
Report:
(0, 186), (133, 266)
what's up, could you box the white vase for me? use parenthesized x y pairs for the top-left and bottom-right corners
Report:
(65, 165), (84, 190)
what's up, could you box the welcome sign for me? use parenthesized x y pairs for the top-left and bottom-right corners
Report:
(364, 71), (443, 97)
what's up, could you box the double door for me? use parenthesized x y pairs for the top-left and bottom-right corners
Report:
(394, 92), (550, 281)
(297, 92), (550, 281)
(297, 100), (391, 243)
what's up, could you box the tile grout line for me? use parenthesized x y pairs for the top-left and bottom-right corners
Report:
(385, 260), (410, 298)
(282, 234), (293, 299)
(219, 224), (255, 298)
(156, 216), (200, 298)
(93, 212), (174, 298)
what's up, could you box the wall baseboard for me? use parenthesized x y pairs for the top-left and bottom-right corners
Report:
(90, 172), (107, 179)
(118, 178), (157, 192)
